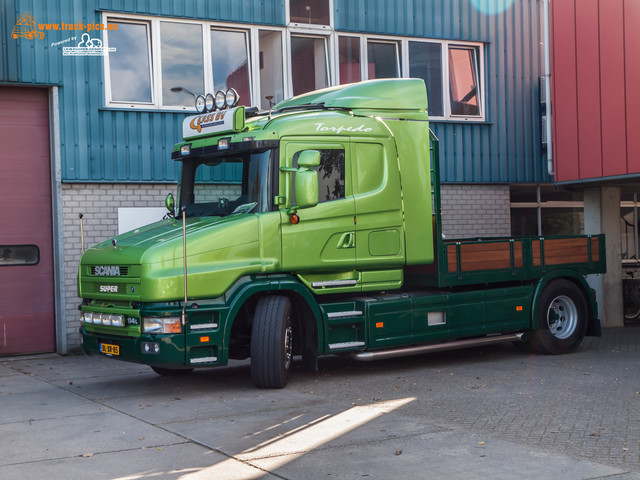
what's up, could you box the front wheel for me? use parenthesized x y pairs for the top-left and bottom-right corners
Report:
(530, 279), (588, 354)
(250, 296), (294, 388)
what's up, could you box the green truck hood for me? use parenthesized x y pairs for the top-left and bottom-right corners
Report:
(80, 214), (274, 302)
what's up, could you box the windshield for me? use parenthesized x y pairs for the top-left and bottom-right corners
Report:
(179, 150), (274, 217)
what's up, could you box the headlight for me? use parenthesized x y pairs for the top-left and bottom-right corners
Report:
(142, 316), (181, 334)
(82, 312), (124, 327)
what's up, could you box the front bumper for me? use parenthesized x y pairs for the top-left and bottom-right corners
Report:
(81, 326), (191, 368)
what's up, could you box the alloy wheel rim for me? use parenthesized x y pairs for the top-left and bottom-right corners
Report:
(546, 295), (578, 339)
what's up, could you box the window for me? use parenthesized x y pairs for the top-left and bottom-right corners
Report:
(367, 41), (399, 79)
(621, 193), (640, 262)
(161, 22), (204, 107)
(0, 245), (39, 266)
(293, 149), (345, 202)
(289, 0), (330, 25)
(409, 41), (443, 117)
(407, 42), (483, 120)
(180, 151), (274, 217)
(107, 20), (152, 104)
(104, 14), (266, 110)
(259, 30), (285, 109)
(211, 29), (251, 106)
(338, 36), (361, 84)
(290, 36), (328, 96)
(510, 185), (584, 237)
(448, 46), (480, 116)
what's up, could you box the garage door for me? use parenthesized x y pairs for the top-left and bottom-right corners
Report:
(0, 87), (55, 355)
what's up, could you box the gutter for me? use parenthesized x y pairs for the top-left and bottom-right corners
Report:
(543, 0), (554, 176)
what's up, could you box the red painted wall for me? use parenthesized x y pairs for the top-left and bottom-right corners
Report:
(551, 0), (640, 182)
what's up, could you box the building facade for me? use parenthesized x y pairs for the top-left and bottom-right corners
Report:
(548, 0), (640, 327)
(1, 0), (554, 355)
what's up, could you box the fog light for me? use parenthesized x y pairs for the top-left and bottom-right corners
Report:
(142, 342), (160, 354)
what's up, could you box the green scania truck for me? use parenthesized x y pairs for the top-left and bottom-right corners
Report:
(79, 79), (606, 388)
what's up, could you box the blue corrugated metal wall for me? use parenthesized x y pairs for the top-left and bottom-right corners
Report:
(336, 0), (547, 184)
(1, 0), (548, 184)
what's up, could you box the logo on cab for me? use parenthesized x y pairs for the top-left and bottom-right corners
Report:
(94, 266), (120, 276)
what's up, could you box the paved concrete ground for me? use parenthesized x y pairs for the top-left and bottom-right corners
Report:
(1, 326), (640, 479)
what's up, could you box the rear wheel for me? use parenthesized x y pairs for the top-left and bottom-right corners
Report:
(151, 366), (194, 376)
(251, 296), (294, 388)
(531, 279), (588, 354)
(624, 307), (640, 321)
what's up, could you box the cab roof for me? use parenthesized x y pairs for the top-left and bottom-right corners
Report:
(274, 78), (428, 112)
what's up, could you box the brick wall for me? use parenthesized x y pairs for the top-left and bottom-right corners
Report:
(440, 184), (511, 239)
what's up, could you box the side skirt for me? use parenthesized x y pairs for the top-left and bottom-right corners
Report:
(348, 332), (524, 362)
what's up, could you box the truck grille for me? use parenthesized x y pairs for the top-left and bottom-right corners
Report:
(90, 266), (129, 276)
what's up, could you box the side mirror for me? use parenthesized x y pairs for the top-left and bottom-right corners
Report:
(165, 192), (175, 216)
(297, 150), (321, 168)
(294, 169), (318, 209)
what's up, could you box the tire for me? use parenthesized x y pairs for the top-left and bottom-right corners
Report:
(251, 296), (294, 389)
(624, 307), (640, 321)
(151, 366), (194, 376)
(531, 279), (588, 354)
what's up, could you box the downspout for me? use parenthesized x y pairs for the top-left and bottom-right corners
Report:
(543, 0), (554, 176)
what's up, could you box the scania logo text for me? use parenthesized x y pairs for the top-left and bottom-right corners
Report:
(94, 266), (120, 276)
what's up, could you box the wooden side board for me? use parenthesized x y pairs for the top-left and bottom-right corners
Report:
(532, 237), (600, 266)
(446, 241), (524, 273)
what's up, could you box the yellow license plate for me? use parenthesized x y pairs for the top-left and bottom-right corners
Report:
(100, 343), (120, 356)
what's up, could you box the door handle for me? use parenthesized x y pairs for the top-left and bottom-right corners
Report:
(338, 232), (355, 249)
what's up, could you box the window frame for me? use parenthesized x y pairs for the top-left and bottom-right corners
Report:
(286, 32), (331, 97)
(103, 17), (155, 108)
(337, 34), (362, 85)
(209, 26), (253, 107)
(255, 27), (287, 109)
(101, 12), (486, 122)
(157, 18), (209, 110)
(286, 0), (334, 31)
(445, 43), (483, 120)
(365, 38), (401, 80)
(510, 184), (585, 236)
(103, 13), (284, 112)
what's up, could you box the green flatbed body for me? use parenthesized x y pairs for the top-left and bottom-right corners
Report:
(78, 79), (606, 378)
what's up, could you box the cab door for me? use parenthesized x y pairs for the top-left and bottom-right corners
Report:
(280, 139), (356, 279)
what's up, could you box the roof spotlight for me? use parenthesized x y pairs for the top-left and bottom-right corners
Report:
(215, 90), (226, 110)
(195, 95), (206, 113)
(204, 93), (215, 112)
(225, 88), (239, 108)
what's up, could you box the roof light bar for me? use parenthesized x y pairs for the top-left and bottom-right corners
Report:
(194, 89), (241, 113)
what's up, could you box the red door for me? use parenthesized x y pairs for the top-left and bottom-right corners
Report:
(0, 87), (55, 354)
